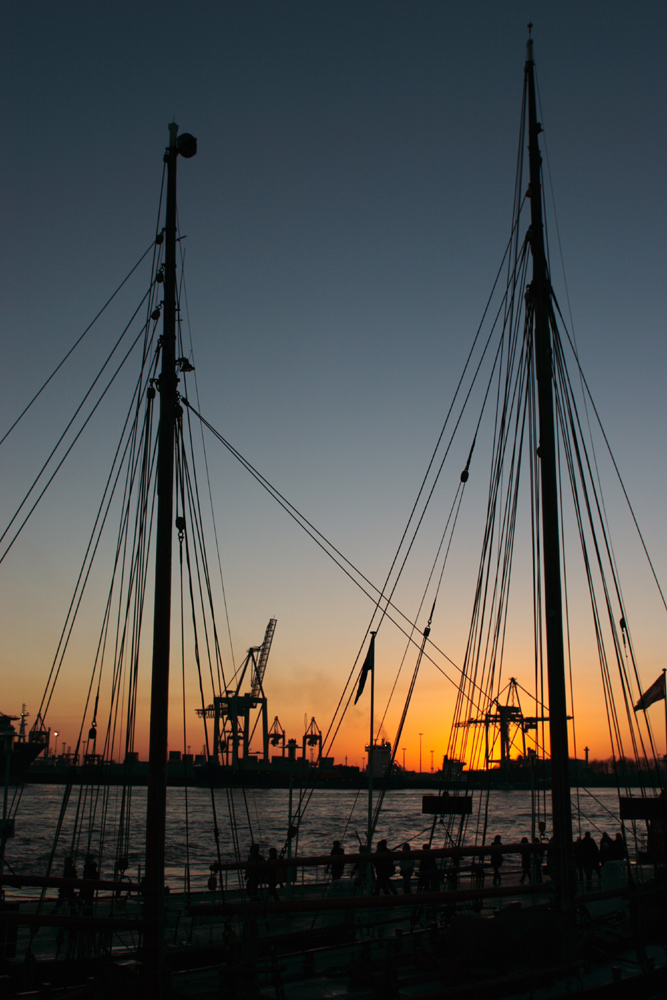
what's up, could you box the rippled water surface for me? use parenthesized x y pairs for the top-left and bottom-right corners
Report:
(6, 783), (632, 895)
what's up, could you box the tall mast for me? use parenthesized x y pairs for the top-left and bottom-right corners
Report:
(524, 33), (574, 913)
(143, 123), (196, 984)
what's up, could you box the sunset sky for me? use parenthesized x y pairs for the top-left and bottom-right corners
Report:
(2, 2), (666, 771)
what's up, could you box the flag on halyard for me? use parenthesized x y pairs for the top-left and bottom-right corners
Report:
(354, 632), (376, 705)
(633, 672), (666, 712)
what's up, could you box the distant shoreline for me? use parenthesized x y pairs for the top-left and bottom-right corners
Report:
(21, 759), (665, 791)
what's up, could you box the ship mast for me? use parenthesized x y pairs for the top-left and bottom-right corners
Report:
(524, 32), (574, 914)
(143, 123), (196, 984)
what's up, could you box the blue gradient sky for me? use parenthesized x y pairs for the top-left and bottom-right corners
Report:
(2, 2), (665, 766)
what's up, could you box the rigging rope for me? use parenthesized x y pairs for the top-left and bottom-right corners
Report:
(0, 243), (156, 450)
(0, 291), (158, 564)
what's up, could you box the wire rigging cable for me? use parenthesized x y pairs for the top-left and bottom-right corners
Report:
(0, 243), (157, 451)
(0, 290), (160, 565)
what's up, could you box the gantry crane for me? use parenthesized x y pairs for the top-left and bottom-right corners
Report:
(302, 717), (322, 764)
(457, 678), (550, 771)
(196, 619), (277, 767)
(268, 716), (286, 755)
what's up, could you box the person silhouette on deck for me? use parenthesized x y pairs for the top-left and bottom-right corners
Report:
(80, 854), (98, 915)
(373, 839), (397, 895)
(245, 843), (264, 899)
(417, 844), (439, 893)
(328, 840), (345, 881)
(519, 837), (532, 884)
(599, 832), (614, 866)
(54, 856), (77, 913)
(613, 832), (626, 860)
(581, 831), (600, 888)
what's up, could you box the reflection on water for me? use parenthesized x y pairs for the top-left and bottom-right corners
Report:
(6, 784), (630, 892)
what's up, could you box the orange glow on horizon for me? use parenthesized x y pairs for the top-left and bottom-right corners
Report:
(29, 680), (663, 773)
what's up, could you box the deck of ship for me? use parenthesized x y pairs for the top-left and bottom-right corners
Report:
(2, 858), (664, 999)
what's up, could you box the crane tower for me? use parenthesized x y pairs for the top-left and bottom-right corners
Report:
(197, 619), (276, 767)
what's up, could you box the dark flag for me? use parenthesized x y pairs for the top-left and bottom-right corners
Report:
(634, 672), (666, 712)
(354, 632), (376, 705)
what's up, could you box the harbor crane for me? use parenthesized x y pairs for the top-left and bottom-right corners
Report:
(197, 618), (277, 767)
(302, 717), (322, 764)
(457, 678), (550, 771)
(268, 716), (286, 754)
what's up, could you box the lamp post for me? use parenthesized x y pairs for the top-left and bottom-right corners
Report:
(430, 749), (434, 773)
(419, 733), (423, 773)
(402, 747), (406, 770)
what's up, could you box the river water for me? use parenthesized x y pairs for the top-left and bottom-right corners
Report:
(5, 784), (631, 896)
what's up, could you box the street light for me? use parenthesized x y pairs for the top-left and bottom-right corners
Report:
(430, 749), (434, 773)
(419, 733), (423, 773)
(402, 747), (406, 770)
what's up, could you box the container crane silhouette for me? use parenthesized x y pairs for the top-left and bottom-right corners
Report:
(197, 618), (277, 767)
(457, 678), (552, 771)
